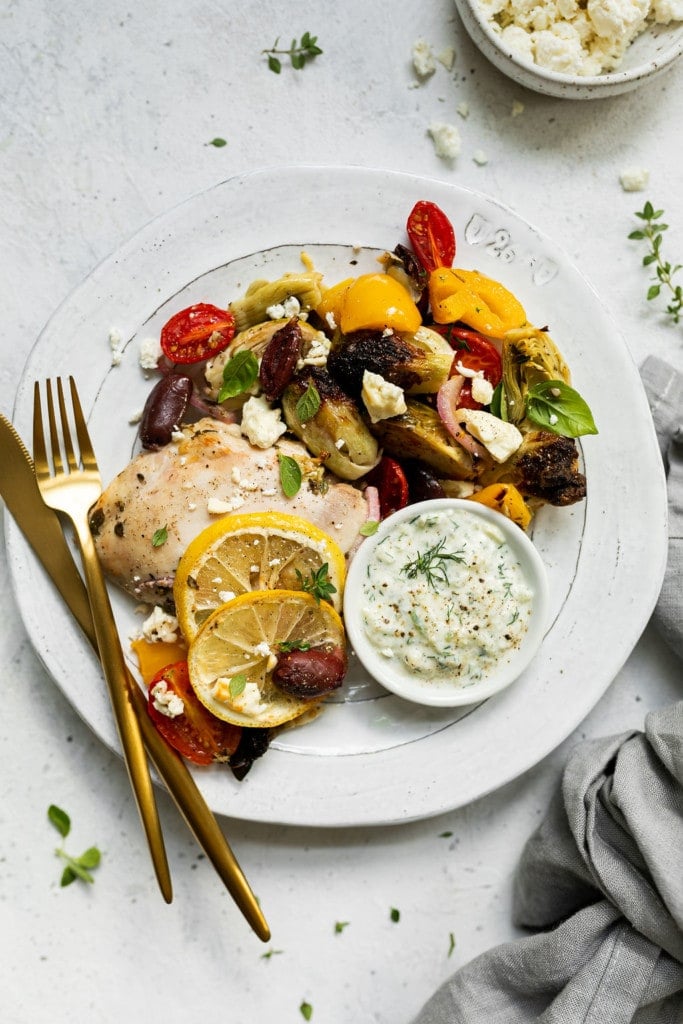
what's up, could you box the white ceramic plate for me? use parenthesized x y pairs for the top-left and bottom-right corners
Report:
(7, 166), (667, 827)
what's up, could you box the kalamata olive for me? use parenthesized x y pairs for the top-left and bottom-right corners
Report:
(404, 460), (446, 503)
(259, 318), (302, 401)
(229, 727), (272, 781)
(139, 374), (193, 450)
(272, 646), (347, 700)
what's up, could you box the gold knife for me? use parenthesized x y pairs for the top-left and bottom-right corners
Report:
(0, 412), (270, 942)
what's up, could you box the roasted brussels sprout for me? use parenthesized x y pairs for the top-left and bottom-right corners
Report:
(501, 327), (571, 426)
(229, 271), (324, 332)
(281, 367), (380, 481)
(370, 399), (474, 480)
(479, 430), (586, 506)
(327, 326), (453, 397)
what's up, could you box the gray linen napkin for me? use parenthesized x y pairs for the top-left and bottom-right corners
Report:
(412, 356), (683, 1024)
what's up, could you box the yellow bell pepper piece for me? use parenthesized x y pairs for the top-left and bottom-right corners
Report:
(428, 268), (527, 340)
(468, 483), (532, 530)
(131, 637), (188, 684)
(318, 273), (422, 334)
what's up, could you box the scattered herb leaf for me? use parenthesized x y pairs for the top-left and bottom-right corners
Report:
(208, 137), (228, 148)
(300, 1001), (314, 1021)
(295, 381), (321, 423)
(152, 526), (168, 548)
(278, 452), (302, 497)
(402, 537), (464, 591)
(261, 948), (284, 960)
(390, 907), (401, 923)
(278, 639), (311, 652)
(629, 201), (682, 324)
(359, 520), (380, 536)
(525, 380), (598, 438)
(229, 673), (247, 698)
(263, 33), (323, 73)
(334, 921), (350, 934)
(218, 350), (259, 401)
(448, 932), (456, 957)
(439, 831), (453, 838)
(48, 805), (101, 887)
(296, 563), (337, 604)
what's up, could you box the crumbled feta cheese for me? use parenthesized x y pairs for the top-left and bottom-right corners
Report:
(620, 167), (650, 191)
(456, 101), (470, 118)
(297, 330), (332, 369)
(457, 409), (523, 463)
(150, 681), (184, 718)
(218, 590), (236, 603)
(473, 149), (489, 166)
(412, 39), (437, 77)
(240, 395), (287, 449)
(361, 371), (407, 424)
(139, 336), (162, 371)
(511, 100), (525, 116)
(479, 0), (675, 73)
(109, 328), (124, 367)
(438, 46), (456, 69)
(471, 374), (495, 405)
(141, 606), (179, 644)
(266, 295), (301, 320)
(207, 495), (245, 515)
(428, 121), (461, 160)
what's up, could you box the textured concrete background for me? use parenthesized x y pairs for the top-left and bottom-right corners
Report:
(1, 3), (681, 1021)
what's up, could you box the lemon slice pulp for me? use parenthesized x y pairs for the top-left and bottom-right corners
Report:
(187, 590), (346, 728)
(174, 511), (346, 640)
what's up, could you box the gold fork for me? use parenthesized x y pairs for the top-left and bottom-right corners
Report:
(33, 376), (173, 903)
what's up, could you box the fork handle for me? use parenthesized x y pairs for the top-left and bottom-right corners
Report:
(71, 517), (173, 904)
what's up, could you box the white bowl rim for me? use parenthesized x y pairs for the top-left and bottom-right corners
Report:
(454, 0), (683, 87)
(343, 498), (550, 708)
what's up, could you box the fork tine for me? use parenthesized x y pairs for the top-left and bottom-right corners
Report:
(68, 376), (99, 474)
(45, 379), (65, 477)
(32, 381), (49, 480)
(56, 377), (79, 473)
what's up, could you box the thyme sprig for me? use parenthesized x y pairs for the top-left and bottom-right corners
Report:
(296, 563), (337, 604)
(263, 33), (322, 73)
(629, 201), (682, 324)
(401, 537), (464, 591)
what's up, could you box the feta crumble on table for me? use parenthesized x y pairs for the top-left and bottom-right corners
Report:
(428, 121), (461, 160)
(478, 0), (683, 75)
(412, 38), (437, 77)
(109, 327), (124, 366)
(620, 167), (650, 191)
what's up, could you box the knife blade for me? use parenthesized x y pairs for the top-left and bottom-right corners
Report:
(0, 412), (270, 942)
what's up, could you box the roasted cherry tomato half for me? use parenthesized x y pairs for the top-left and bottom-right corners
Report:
(160, 303), (236, 365)
(406, 200), (456, 274)
(436, 325), (503, 409)
(146, 661), (241, 766)
(365, 456), (409, 519)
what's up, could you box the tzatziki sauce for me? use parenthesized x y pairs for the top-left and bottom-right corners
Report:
(359, 507), (534, 687)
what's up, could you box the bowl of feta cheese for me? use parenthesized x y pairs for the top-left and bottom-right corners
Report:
(453, 0), (683, 98)
(343, 498), (549, 707)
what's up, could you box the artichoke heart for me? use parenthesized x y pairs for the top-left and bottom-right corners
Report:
(501, 327), (571, 426)
(479, 430), (586, 507)
(281, 367), (380, 481)
(327, 326), (453, 398)
(204, 319), (324, 400)
(229, 271), (324, 332)
(370, 399), (474, 481)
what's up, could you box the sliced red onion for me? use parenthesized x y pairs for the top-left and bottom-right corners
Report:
(436, 376), (487, 459)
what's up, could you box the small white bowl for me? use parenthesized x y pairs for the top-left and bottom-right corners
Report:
(453, 0), (683, 99)
(344, 499), (549, 707)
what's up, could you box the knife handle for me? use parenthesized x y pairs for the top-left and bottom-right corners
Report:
(126, 671), (271, 942)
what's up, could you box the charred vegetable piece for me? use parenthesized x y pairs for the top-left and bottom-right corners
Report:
(327, 327), (453, 397)
(259, 318), (303, 400)
(229, 271), (324, 332)
(364, 457), (410, 518)
(479, 430), (586, 506)
(281, 367), (380, 481)
(501, 327), (571, 426)
(370, 399), (474, 480)
(272, 646), (347, 700)
(139, 374), (193, 450)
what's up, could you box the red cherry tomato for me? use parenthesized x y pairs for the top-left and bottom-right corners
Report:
(435, 325), (502, 409)
(365, 456), (409, 519)
(406, 201), (456, 274)
(146, 661), (241, 766)
(160, 303), (236, 364)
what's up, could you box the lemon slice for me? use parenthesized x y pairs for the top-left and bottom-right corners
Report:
(174, 511), (346, 640)
(187, 590), (346, 728)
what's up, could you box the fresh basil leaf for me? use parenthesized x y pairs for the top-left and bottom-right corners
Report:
(359, 520), (379, 536)
(48, 804), (71, 839)
(525, 380), (598, 438)
(278, 453), (302, 497)
(489, 382), (508, 421)
(295, 382), (321, 423)
(218, 350), (259, 401)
